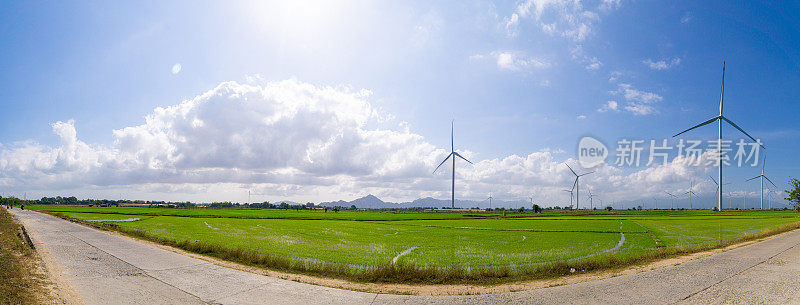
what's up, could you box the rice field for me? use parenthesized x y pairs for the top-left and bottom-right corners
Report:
(30, 205), (800, 283)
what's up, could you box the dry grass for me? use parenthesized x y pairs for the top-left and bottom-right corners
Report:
(0, 208), (51, 304)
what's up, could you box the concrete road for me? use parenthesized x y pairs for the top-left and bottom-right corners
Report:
(9, 209), (800, 304)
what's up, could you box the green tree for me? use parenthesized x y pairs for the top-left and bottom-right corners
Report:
(532, 204), (542, 213)
(786, 177), (800, 211)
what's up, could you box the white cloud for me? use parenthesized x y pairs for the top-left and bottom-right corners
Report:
(171, 63), (182, 74)
(571, 45), (602, 70)
(410, 9), (444, 49)
(503, 0), (620, 42)
(0, 80), (443, 192)
(1, 78), (730, 206)
(477, 51), (551, 72)
(608, 70), (622, 82)
(577, 115), (587, 120)
(599, 0), (622, 11)
(610, 83), (663, 115)
(680, 12), (692, 24)
(496, 51), (551, 71)
(597, 100), (619, 112)
(643, 57), (681, 70)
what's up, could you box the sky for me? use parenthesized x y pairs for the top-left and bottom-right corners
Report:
(1, 0), (798, 208)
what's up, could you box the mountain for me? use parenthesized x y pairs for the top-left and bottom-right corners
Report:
(349, 194), (388, 209)
(320, 194), (394, 209)
(319, 195), (535, 210)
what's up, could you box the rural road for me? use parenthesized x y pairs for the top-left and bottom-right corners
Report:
(10, 209), (800, 304)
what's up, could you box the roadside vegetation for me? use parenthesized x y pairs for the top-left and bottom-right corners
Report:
(787, 177), (800, 210)
(31, 205), (800, 285)
(0, 207), (51, 304)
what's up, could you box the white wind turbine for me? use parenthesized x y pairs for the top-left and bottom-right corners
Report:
(664, 191), (678, 209)
(673, 62), (764, 212)
(564, 179), (577, 209)
(434, 120), (474, 209)
(565, 163), (594, 210)
(684, 179), (697, 210)
(709, 176), (731, 210)
(746, 155), (777, 210)
(587, 188), (598, 210)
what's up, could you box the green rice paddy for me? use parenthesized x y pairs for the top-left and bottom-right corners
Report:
(30, 205), (800, 282)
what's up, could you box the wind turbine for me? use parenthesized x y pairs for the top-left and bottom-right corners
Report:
(684, 179), (697, 210)
(664, 191), (678, 209)
(486, 193), (494, 209)
(709, 176), (730, 210)
(587, 188), (598, 210)
(563, 190), (574, 208)
(563, 179), (577, 209)
(565, 163), (594, 210)
(434, 120), (473, 209)
(673, 62), (764, 212)
(746, 155), (777, 210)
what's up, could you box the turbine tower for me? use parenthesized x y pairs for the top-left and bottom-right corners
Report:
(746, 155), (777, 210)
(709, 176), (730, 210)
(434, 120), (473, 209)
(565, 163), (594, 210)
(673, 62), (764, 212)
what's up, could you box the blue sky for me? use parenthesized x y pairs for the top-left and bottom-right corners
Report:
(0, 1), (798, 208)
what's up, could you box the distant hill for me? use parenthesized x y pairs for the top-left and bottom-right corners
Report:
(319, 195), (534, 210)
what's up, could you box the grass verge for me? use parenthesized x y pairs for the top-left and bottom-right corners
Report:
(45, 211), (800, 286)
(0, 208), (51, 304)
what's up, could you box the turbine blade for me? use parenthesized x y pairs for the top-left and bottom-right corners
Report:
(451, 120), (454, 152)
(673, 116), (720, 137)
(745, 175), (761, 182)
(579, 171), (595, 177)
(709, 175), (718, 185)
(719, 61), (725, 116)
(571, 178), (577, 191)
(453, 152), (473, 164)
(565, 163), (577, 176)
(762, 154), (766, 171)
(721, 116), (763, 148)
(763, 176), (777, 188)
(433, 153), (453, 173)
